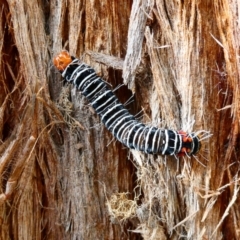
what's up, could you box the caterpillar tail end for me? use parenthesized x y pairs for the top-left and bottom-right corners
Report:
(177, 131), (201, 157)
(53, 51), (72, 72)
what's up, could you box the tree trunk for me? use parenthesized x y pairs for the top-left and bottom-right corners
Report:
(0, 0), (240, 239)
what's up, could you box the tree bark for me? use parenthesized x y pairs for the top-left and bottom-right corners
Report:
(0, 0), (240, 239)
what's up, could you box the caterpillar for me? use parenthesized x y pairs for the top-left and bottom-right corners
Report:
(53, 51), (201, 156)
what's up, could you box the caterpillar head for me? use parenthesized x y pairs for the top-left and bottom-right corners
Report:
(53, 51), (72, 72)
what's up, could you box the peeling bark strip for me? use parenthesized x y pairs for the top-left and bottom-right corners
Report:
(53, 51), (202, 156)
(123, 0), (154, 91)
(86, 51), (124, 70)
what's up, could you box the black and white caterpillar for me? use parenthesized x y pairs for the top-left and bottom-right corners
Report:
(53, 51), (201, 156)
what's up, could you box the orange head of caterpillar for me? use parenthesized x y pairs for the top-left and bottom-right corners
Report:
(53, 51), (72, 72)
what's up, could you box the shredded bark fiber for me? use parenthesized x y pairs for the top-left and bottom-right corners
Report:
(0, 0), (240, 240)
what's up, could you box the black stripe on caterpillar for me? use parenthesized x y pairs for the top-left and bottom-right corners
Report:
(53, 51), (201, 156)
